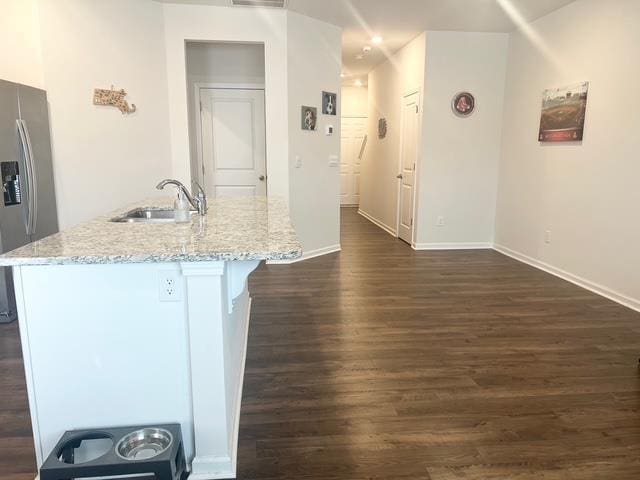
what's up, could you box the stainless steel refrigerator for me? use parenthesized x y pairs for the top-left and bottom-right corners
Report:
(0, 79), (59, 323)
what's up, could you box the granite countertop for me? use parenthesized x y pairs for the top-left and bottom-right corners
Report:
(0, 196), (302, 266)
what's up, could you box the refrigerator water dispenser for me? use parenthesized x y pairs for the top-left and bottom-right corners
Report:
(1, 161), (21, 206)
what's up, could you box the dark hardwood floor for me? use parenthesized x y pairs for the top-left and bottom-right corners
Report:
(2, 207), (640, 479)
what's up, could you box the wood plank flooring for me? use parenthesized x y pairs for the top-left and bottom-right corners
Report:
(2, 207), (640, 479)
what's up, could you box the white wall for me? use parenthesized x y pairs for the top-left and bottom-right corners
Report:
(416, 31), (508, 248)
(361, 33), (427, 234)
(186, 42), (266, 86)
(495, 0), (640, 308)
(163, 4), (289, 200)
(37, 0), (172, 228)
(185, 42), (265, 184)
(0, 0), (44, 88)
(341, 86), (368, 117)
(287, 12), (342, 256)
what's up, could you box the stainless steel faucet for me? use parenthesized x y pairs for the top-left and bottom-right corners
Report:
(156, 179), (208, 216)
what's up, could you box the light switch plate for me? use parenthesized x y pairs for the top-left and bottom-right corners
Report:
(328, 155), (339, 167)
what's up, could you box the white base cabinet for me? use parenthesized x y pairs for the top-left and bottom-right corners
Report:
(14, 260), (260, 480)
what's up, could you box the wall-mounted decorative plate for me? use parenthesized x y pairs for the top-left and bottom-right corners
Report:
(452, 92), (475, 118)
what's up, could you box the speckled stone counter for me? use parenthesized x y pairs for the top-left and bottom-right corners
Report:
(0, 196), (302, 266)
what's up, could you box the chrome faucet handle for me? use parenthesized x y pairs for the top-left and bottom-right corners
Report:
(192, 180), (207, 215)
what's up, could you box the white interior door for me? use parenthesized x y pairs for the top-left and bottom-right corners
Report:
(398, 92), (420, 244)
(340, 116), (367, 206)
(200, 88), (266, 197)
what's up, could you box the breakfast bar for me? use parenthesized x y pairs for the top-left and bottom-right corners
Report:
(0, 196), (301, 480)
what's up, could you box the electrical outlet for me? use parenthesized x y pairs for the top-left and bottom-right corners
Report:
(545, 230), (552, 244)
(437, 216), (446, 227)
(159, 272), (183, 302)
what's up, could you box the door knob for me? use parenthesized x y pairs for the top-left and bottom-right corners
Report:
(259, 175), (266, 181)
(396, 174), (403, 179)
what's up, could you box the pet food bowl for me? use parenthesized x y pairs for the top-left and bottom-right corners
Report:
(115, 428), (173, 461)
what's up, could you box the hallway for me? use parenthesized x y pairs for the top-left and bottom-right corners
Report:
(1, 208), (640, 479)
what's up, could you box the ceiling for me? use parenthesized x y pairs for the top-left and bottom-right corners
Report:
(156, 0), (577, 86)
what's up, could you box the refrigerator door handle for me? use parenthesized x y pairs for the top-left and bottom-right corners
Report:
(22, 120), (38, 236)
(16, 120), (36, 236)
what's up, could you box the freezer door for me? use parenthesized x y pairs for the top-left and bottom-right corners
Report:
(18, 84), (59, 241)
(0, 80), (29, 322)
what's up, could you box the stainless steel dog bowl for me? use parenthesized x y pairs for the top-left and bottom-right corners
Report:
(115, 428), (173, 461)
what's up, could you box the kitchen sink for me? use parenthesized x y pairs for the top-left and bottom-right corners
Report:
(110, 208), (195, 224)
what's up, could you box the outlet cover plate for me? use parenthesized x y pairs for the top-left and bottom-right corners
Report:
(159, 272), (183, 302)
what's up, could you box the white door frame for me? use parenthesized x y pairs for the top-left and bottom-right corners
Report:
(194, 82), (266, 195)
(396, 88), (422, 245)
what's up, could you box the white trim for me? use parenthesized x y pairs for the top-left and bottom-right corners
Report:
(493, 244), (640, 313)
(358, 209), (397, 237)
(413, 242), (493, 250)
(267, 245), (341, 265)
(180, 260), (226, 277)
(196, 82), (266, 91)
(189, 456), (233, 480)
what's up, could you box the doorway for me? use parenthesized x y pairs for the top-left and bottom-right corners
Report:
(397, 91), (420, 245)
(198, 87), (267, 197)
(186, 41), (266, 198)
(340, 116), (367, 206)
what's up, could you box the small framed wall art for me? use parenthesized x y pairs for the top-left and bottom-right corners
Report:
(301, 106), (317, 131)
(322, 91), (337, 115)
(378, 118), (387, 139)
(452, 91), (475, 117)
(538, 81), (589, 142)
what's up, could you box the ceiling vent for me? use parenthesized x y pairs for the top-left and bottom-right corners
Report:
(231, 0), (287, 7)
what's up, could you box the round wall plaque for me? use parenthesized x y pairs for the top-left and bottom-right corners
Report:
(452, 92), (475, 117)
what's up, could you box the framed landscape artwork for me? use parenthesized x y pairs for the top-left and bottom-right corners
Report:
(539, 81), (589, 142)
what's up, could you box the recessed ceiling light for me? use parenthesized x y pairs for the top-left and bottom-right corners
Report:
(356, 54), (364, 60)
(363, 46), (372, 53)
(340, 73), (346, 78)
(355, 79), (363, 87)
(372, 35), (383, 45)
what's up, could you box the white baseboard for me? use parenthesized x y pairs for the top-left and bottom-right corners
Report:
(357, 209), (397, 237)
(413, 242), (493, 251)
(267, 244), (341, 265)
(494, 244), (640, 313)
